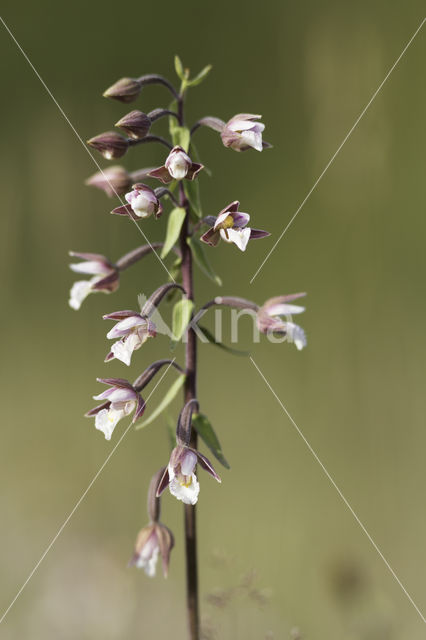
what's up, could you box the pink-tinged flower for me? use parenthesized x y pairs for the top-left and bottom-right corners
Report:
(115, 110), (151, 140)
(112, 183), (163, 220)
(103, 310), (156, 366)
(257, 294), (307, 350)
(221, 114), (266, 152)
(68, 252), (119, 310)
(129, 522), (174, 577)
(148, 146), (204, 184)
(87, 132), (129, 160)
(86, 378), (145, 440)
(157, 445), (221, 505)
(103, 77), (142, 103)
(200, 201), (270, 252)
(85, 166), (133, 197)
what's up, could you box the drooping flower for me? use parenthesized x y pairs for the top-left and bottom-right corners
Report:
(112, 183), (163, 219)
(68, 252), (119, 310)
(156, 399), (221, 505)
(221, 114), (267, 152)
(157, 444), (220, 505)
(148, 146), (204, 184)
(129, 522), (174, 577)
(256, 294), (307, 350)
(200, 201), (270, 252)
(103, 310), (156, 366)
(86, 378), (145, 440)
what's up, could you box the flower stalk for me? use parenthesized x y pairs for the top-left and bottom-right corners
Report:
(70, 55), (307, 640)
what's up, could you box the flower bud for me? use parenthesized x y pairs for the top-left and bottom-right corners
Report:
(103, 77), (141, 103)
(115, 110), (151, 139)
(85, 166), (133, 197)
(124, 183), (162, 219)
(87, 132), (129, 160)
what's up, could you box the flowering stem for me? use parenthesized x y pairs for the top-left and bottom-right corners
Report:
(178, 92), (200, 640)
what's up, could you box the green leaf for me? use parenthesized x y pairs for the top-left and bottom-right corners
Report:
(170, 126), (190, 151)
(184, 177), (202, 219)
(168, 99), (179, 140)
(174, 55), (185, 81)
(198, 325), (250, 357)
(172, 298), (194, 343)
(192, 413), (230, 469)
(187, 64), (213, 87)
(161, 207), (186, 259)
(136, 374), (186, 429)
(188, 236), (222, 286)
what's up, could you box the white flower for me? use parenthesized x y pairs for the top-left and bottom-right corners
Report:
(168, 449), (200, 505)
(221, 114), (266, 152)
(105, 313), (156, 366)
(166, 148), (192, 180)
(89, 382), (143, 440)
(125, 184), (161, 218)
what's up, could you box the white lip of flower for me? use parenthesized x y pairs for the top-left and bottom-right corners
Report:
(134, 535), (160, 577)
(166, 151), (191, 180)
(69, 277), (103, 310)
(219, 227), (251, 251)
(285, 321), (307, 350)
(228, 119), (265, 152)
(92, 387), (136, 440)
(69, 260), (112, 310)
(168, 450), (200, 505)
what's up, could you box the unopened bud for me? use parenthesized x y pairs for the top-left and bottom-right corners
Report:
(115, 110), (151, 140)
(87, 132), (129, 160)
(85, 165), (132, 197)
(103, 77), (141, 103)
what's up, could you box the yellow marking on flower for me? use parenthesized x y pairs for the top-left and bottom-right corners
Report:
(180, 476), (193, 488)
(220, 215), (234, 230)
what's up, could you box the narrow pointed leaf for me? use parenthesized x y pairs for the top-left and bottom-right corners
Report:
(198, 325), (250, 357)
(161, 207), (187, 259)
(170, 126), (190, 151)
(187, 65), (212, 87)
(171, 298), (194, 343)
(184, 177), (202, 219)
(188, 236), (222, 286)
(136, 374), (186, 429)
(174, 55), (185, 81)
(192, 413), (230, 469)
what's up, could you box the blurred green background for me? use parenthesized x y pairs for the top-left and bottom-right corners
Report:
(1, 1), (425, 638)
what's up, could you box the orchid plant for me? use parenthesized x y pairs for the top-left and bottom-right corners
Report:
(69, 57), (306, 640)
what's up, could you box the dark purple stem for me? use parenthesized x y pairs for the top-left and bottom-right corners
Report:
(178, 93), (200, 640)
